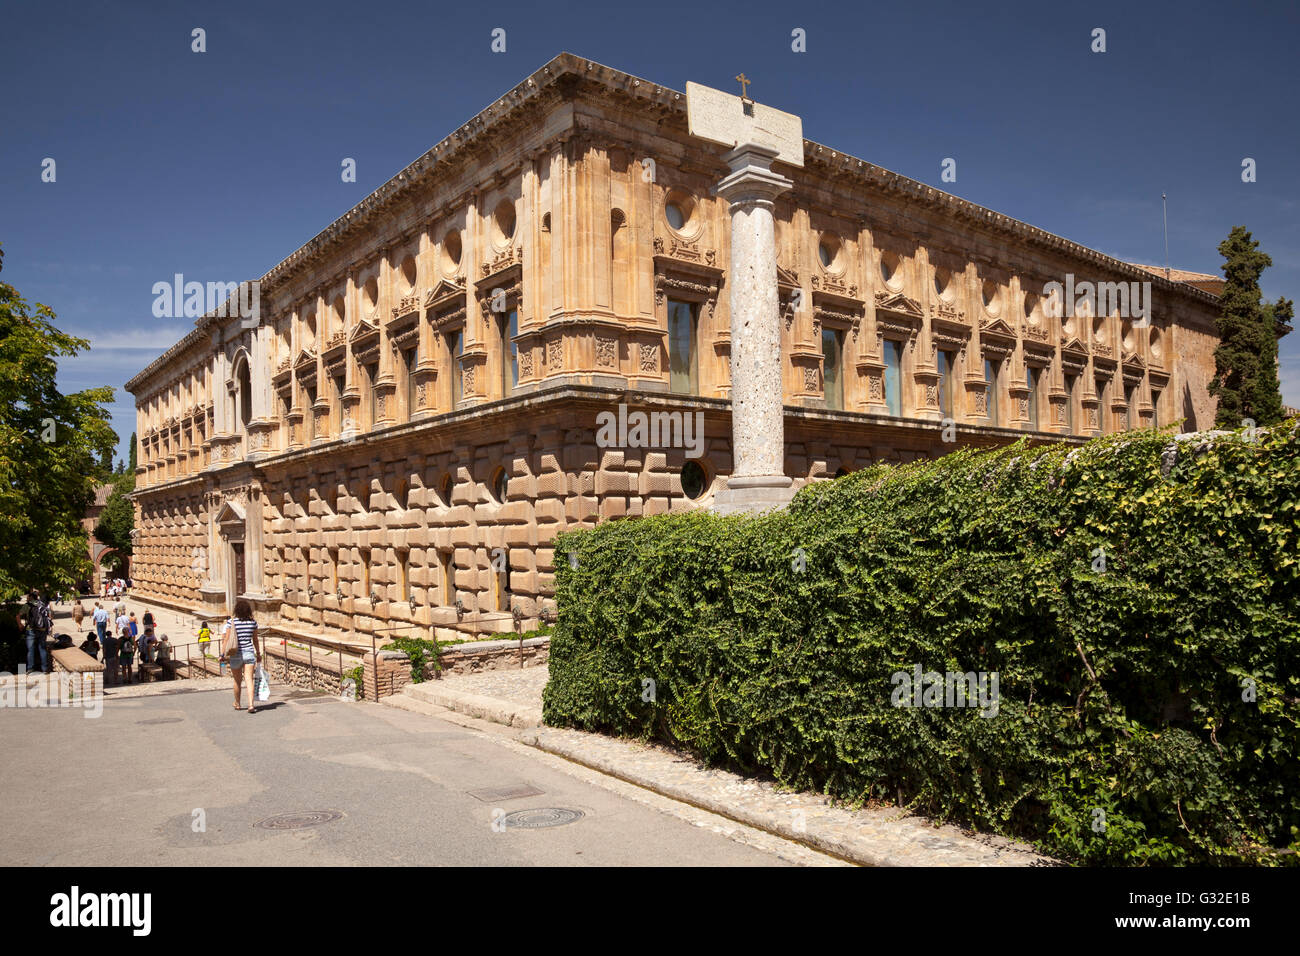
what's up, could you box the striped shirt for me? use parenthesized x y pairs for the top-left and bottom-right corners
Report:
(226, 618), (258, 657)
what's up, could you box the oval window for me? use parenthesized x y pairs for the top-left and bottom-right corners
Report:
(491, 467), (509, 504)
(681, 460), (707, 500)
(665, 203), (686, 230)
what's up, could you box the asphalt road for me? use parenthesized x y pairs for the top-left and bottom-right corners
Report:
(0, 682), (801, 866)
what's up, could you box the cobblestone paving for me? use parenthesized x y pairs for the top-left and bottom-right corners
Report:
(437, 663), (550, 706)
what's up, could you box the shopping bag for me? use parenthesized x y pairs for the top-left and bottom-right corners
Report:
(255, 664), (270, 702)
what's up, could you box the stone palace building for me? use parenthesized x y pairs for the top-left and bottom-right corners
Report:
(126, 53), (1226, 639)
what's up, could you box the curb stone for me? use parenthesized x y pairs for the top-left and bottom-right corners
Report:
(387, 680), (1057, 867)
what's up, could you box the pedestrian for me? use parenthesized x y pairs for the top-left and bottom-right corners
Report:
(219, 599), (262, 713)
(102, 629), (119, 686)
(80, 631), (100, 660)
(115, 609), (131, 645)
(142, 608), (154, 633)
(139, 626), (156, 664)
(73, 601), (85, 629)
(18, 590), (53, 674)
(156, 634), (171, 662)
(128, 612), (138, 642)
(92, 602), (108, 642)
(197, 621), (211, 656)
(118, 629), (135, 683)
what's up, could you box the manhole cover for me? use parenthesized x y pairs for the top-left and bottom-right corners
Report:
(254, 810), (344, 830)
(501, 808), (584, 829)
(467, 784), (544, 803)
(137, 717), (183, 725)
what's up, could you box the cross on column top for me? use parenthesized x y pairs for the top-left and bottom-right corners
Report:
(735, 73), (751, 100)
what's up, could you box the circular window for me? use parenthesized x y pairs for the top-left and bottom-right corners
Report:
(494, 200), (516, 246)
(440, 474), (453, 507)
(332, 295), (346, 330)
(818, 234), (842, 273)
(491, 467), (509, 504)
(1150, 325), (1163, 358)
(441, 230), (462, 274)
(1092, 316), (1108, 344)
(982, 279), (1000, 313)
(363, 276), (379, 312)
(400, 256), (417, 290)
(1023, 291), (1041, 326)
(663, 190), (697, 236)
(680, 460), (707, 500)
(1121, 320), (1135, 352)
(880, 250), (902, 289)
(934, 267), (953, 300)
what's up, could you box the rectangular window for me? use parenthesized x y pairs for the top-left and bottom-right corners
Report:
(447, 331), (462, 405)
(1027, 366), (1040, 429)
(1096, 377), (1109, 432)
(1151, 389), (1162, 428)
(361, 548), (371, 597)
(667, 299), (698, 394)
(398, 550), (410, 604)
(822, 327), (843, 410)
(884, 339), (903, 416)
(938, 350), (956, 419)
(403, 346), (418, 419)
(329, 548), (339, 592)
(984, 358), (1000, 425)
(332, 373), (346, 433)
(1064, 374), (1077, 431)
(1125, 384), (1136, 430)
(440, 550), (455, 606)
(500, 309), (518, 397)
(365, 363), (379, 425)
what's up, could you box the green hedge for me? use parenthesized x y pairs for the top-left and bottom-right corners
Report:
(543, 424), (1300, 864)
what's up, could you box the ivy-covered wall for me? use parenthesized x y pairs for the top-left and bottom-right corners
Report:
(543, 424), (1300, 864)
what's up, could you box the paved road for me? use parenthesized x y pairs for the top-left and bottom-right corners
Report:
(0, 683), (806, 866)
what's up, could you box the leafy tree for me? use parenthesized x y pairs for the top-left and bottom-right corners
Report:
(0, 245), (118, 599)
(94, 472), (135, 558)
(1210, 226), (1287, 427)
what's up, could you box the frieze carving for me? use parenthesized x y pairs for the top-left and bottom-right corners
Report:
(519, 350), (534, 377)
(1024, 326), (1050, 342)
(925, 383), (939, 407)
(974, 389), (987, 414)
(462, 364), (475, 392)
(639, 343), (658, 372)
(811, 274), (857, 297)
(803, 366), (819, 392)
(1093, 343), (1114, 357)
(868, 375), (883, 401)
(391, 291), (422, 319)
(654, 273), (718, 308)
(596, 336), (617, 367)
(547, 339), (562, 367)
(480, 246), (522, 278)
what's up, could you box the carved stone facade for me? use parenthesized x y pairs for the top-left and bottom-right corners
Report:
(126, 54), (1224, 637)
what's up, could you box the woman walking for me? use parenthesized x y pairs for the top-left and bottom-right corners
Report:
(220, 599), (262, 713)
(118, 627), (135, 683)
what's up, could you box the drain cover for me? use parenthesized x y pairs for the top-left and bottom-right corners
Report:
(467, 784), (544, 803)
(501, 808), (584, 829)
(137, 717), (183, 725)
(254, 810), (344, 830)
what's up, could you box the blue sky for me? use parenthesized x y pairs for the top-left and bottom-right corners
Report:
(3, 0), (1297, 464)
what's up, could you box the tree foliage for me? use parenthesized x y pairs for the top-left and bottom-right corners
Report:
(1210, 226), (1287, 427)
(546, 425), (1300, 865)
(0, 246), (118, 598)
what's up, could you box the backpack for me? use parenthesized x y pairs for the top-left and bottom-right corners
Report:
(32, 600), (53, 634)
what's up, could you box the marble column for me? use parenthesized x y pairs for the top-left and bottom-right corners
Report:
(712, 143), (795, 515)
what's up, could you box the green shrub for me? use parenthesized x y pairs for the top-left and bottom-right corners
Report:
(543, 424), (1300, 865)
(383, 636), (441, 683)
